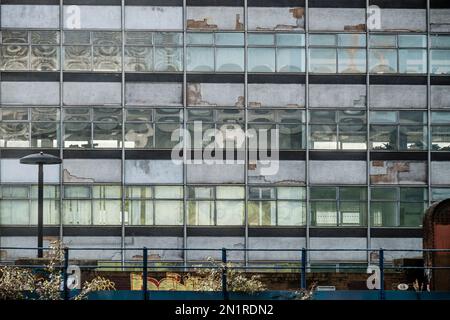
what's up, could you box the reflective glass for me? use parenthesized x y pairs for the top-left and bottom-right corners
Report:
(248, 48), (275, 72)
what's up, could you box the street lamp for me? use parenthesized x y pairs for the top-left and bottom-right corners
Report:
(20, 152), (62, 258)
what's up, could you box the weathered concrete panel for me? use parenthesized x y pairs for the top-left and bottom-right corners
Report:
(248, 160), (305, 185)
(309, 85), (366, 108)
(309, 8), (366, 31)
(248, 7), (304, 30)
(125, 160), (183, 184)
(248, 237), (306, 261)
(124, 237), (183, 261)
(126, 83), (183, 106)
(1, 5), (59, 28)
(187, 83), (244, 107)
(309, 238), (367, 262)
(187, 7), (244, 30)
(1, 159), (59, 183)
(187, 237), (245, 261)
(370, 85), (427, 109)
(431, 162), (450, 185)
(125, 6), (182, 30)
(370, 238), (422, 261)
(374, 9), (426, 32)
(248, 84), (305, 108)
(430, 9), (450, 32)
(63, 159), (121, 183)
(187, 164), (244, 183)
(0, 237), (42, 260)
(370, 160), (427, 185)
(310, 161), (367, 185)
(63, 82), (121, 106)
(63, 237), (122, 260)
(64, 5), (121, 29)
(1, 82), (59, 105)
(431, 86), (450, 109)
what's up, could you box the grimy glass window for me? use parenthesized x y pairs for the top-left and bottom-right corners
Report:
(369, 34), (427, 74)
(0, 185), (59, 225)
(1, 30), (60, 71)
(370, 187), (427, 227)
(187, 32), (244, 72)
(431, 188), (450, 203)
(0, 107), (60, 148)
(370, 111), (427, 151)
(431, 111), (450, 151)
(310, 186), (367, 227)
(309, 110), (366, 150)
(309, 33), (366, 74)
(431, 35), (450, 75)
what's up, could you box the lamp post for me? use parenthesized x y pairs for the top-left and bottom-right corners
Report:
(20, 152), (62, 258)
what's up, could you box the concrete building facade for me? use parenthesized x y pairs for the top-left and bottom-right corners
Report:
(0, 0), (449, 265)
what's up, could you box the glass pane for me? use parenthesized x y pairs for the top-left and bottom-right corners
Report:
(64, 186), (90, 198)
(2, 30), (28, 44)
(431, 35), (450, 48)
(399, 111), (426, 124)
(370, 202), (397, 227)
(311, 202), (337, 226)
(340, 202), (366, 226)
(125, 46), (153, 72)
(154, 200), (183, 225)
(248, 48), (275, 72)
(92, 200), (121, 225)
(431, 112), (450, 124)
(0, 123), (30, 148)
(188, 200), (214, 225)
(216, 201), (244, 225)
(248, 33), (274, 45)
(371, 111), (397, 123)
(215, 33), (244, 45)
(277, 34), (305, 46)
(155, 123), (180, 148)
(155, 47), (182, 71)
(340, 187), (367, 201)
(2, 186), (29, 198)
(216, 48), (244, 72)
(64, 46), (92, 71)
(2, 108), (28, 121)
(369, 35), (396, 47)
(310, 187), (336, 200)
(398, 35), (427, 48)
(32, 108), (59, 121)
(125, 31), (152, 45)
(93, 122), (122, 148)
(154, 32), (182, 45)
(92, 185), (121, 198)
(277, 48), (304, 72)
(277, 201), (306, 226)
(431, 50), (450, 74)
(310, 124), (337, 149)
(431, 126), (450, 151)
(400, 188), (427, 201)
(338, 34), (366, 47)
(369, 49), (398, 73)
(154, 186), (183, 199)
(277, 187), (305, 200)
(127, 108), (152, 122)
(30, 200), (60, 225)
(310, 34), (335, 46)
(188, 186), (214, 199)
(216, 186), (245, 199)
(0, 200), (30, 225)
(338, 48), (366, 73)
(64, 31), (90, 45)
(125, 123), (153, 149)
(370, 125), (397, 150)
(64, 108), (91, 121)
(64, 122), (91, 148)
(187, 47), (214, 72)
(126, 186), (152, 199)
(31, 46), (59, 71)
(280, 123), (304, 149)
(248, 201), (276, 226)
(431, 188), (450, 201)
(93, 46), (121, 71)
(1, 45), (29, 70)
(400, 202), (425, 227)
(249, 187), (275, 199)
(399, 125), (427, 150)
(399, 49), (426, 73)
(187, 33), (214, 45)
(309, 48), (336, 73)
(127, 200), (153, 225)
(371, 187), (398, 200)
(31, 30), (59, 45)
(31, 122), (59, 148)
(92, 32), (121, 46)
(63, 200), (91, 225)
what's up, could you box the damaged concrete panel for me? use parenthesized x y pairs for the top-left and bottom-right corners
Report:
(64, 5), (121, 30)
(431, 86), (450, 109)
(309, 238), (367, 262)
(430, 9), (450, 32)
(125, 6), (183, 30)
(309, 8), (366, 31)
(124, 237), (183, 261)
(1, 82), (59, 105)
(248, 7), (304, 31)
(370, 238), (422, 261)
(248, 160), (305, 185)
(126, 82), (183, 106)
(125, 160), (183, 184)
(1, 159), (59, 183)
(370, 161), (427, 185)
(310, 161), (366, 185)
(187, 83), (244, 107)
(63, 82), (121, 106)
(248, 238), (305, 261)
(370, 85), (427, 109)
(63, 159), (121, 183)
(431, 162), (450, 185)
(63, 237), (122, 260)
(187, 163), (244, 184)
(1, 5), (59, 28)
(187, 237), (245, 261)
(374, 9), (426, 32)
(309, 85), (366, 109)
(186, 6), (244, 30)
(248, 84), (305, 108)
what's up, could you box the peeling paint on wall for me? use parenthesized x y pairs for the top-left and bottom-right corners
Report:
(248, 7), (304, 31)
(370, 161), (427, 185)
(187, 83), (245, 107)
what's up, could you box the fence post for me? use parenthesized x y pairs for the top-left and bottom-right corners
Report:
(63, 248), (69, 300)
(222, 248), (228, 300)
(301, 248), (307, 290)
(143, 247), (148, 301)
(379, 248), (384, 300)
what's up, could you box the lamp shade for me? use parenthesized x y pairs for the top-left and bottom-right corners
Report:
(20, 152), (62, 165)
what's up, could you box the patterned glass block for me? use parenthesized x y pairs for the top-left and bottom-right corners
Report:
(125, 46), (153, 72)
(31, 46), (59, 71)
(1, 45), (29, 70)
(93, 46), (121, 71)
(31, 31), (59, 45)
(92, 32), (122, 46)
(64, 46), (92, 71)
(154, 47), (182, 71)
(125, 32), (152, 45)
(154, 32), (182, 46)
(2, 30), (28, 44)
(64, 31), (91, 45)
